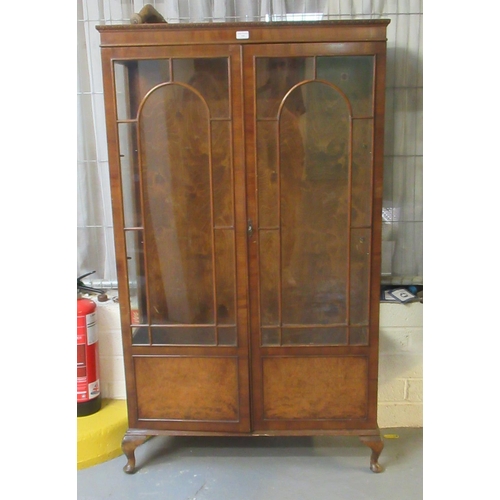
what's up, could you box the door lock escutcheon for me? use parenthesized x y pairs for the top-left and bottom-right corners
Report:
(247, 219), (254, 238)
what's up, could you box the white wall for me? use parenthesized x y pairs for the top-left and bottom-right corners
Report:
(94, 299), (423, 427)
(378, 302), (422, 427)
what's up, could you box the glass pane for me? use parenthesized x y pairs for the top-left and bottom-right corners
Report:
(281, 82), (349, 325)
(215, 229), (236, 326)
(132, 326), (149, 345)
(114, 62), (131, 121)
(118, 123), (141, 228)
(115, 60), (171, 120)
(259, 230), (279, 326)
(350, 229), (371, 325)
(257, 121), (278, 228)
(301, 82), (350, 182)
(218, 327), (237, 346)
(261, 328), (280, 346)
(282, 327), (347, 346)
(351, 119), (373, 227)
(317, 56), (374, 117)
(139, 83), (214, 325)
(151, 327), (216, 345)
(350, 326), (369, 346)
(256, 57), (312, 119)
(125, 230), (147, 325)
(212, 120), (233, 227)
(172, 58), (229, 119)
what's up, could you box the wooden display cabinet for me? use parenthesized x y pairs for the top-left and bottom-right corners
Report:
(97, 19), (390, 473)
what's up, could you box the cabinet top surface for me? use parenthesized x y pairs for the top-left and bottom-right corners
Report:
(96, 19), (390, 31)
(96, 19), (390, 46)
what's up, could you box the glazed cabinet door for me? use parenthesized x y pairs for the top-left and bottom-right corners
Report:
(101, 44), (251, 432)
(243, 43), (386, 431)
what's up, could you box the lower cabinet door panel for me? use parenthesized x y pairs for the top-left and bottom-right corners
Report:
(261, 356), (368, 421)
(134, 356), (241, 423)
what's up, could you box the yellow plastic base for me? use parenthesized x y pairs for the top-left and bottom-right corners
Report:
(77, 399), (128, 470)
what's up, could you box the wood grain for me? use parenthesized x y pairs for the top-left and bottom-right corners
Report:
(262, 356), (368, 420)
(135, 356), (239, 421)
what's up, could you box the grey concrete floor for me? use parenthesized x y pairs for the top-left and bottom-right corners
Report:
(77, 427), (422, 500)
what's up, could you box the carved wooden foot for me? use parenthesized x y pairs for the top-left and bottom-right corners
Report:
(121, 433), (150, 474)
(359, 435), (384, 473)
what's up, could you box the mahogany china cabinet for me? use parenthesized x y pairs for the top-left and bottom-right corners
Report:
(97, 19), (390, 473)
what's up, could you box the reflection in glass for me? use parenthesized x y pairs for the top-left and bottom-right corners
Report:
(218, 327), (237, 346)
(125, 230), (147, 325)
(255, 54), (377, 347)
(215, 229), (236, 325)
(115, 60), (171, 120)
(259, 230), (279, 327)
(211, 121), (233, 227)
(256, 57), (312, 119)
(350, 229), (371, 326)
(317, 56), (374, 117)
(139, 83), (214, 326)
(173, 58), (229, 119)
(257, 121), (279, 228)
(351, 119), (373, 227)
(118, 123), (141, 228)
(280, 82), (350, 325)
(261, 328), (280, 346)
(151, 327), (216, 345)
(281, 327), (347, 346)
(114, 63), (130, 121)
(117, 56), (237, 347)
(131, 327), (149, 345)
(350, 326), (369, 345)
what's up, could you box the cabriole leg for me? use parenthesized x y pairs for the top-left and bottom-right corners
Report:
(359, 435), (384, 473)
(122, 433), (150, 474)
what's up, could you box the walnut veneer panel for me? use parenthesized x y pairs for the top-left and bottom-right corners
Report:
(262, 356), (368, 420)
(135, 356), (239, 421)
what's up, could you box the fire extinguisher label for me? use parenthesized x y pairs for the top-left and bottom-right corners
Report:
(86, 311), (97, 345)
(77, 303), (100, 403)
(89, 380), (100, 399)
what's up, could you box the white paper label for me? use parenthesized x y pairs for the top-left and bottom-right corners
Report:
(236, 30), (249, 40)
(88, 380), (100, 399)
(86, 311), (98, 345)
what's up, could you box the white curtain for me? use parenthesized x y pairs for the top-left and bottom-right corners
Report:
(77, 0), (423, 287)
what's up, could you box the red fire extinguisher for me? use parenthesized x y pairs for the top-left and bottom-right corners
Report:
(77, 281), (102, 417)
